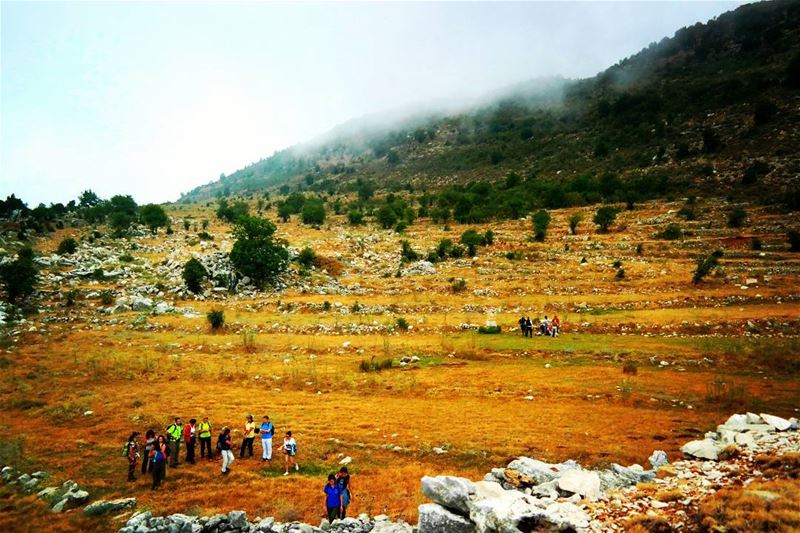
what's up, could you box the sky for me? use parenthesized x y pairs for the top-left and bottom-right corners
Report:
(1, 1), (746, 205)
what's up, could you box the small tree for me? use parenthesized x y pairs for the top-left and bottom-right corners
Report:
(78, 190), (101, 209)
(460, 229), (483, 257)
(277, 203), (292, 222)
(568, 213), (583, 235)
(57, 237), (78, 255)
(229, 216), (289, 288)
(182, 257), (208, 293)
(109, 211), (133, 237)
(657, 223), (683, 240)
(532, 210), (551, 241)
(375, 205), (397, 229)
(727, 207), (747, 228)
(347, 210), (364, 226)
(593, 206), (619, 232)
(139, 204), (169, 234)
(0, 247), (38, 304)
(400, 240), (419, 262)
(693, 250), (724, 284)
(300, 199), (326, 226)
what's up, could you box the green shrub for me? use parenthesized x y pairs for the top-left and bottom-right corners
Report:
(297, 247), (316, 268)
(568, 213), (583, 235)
(100, 290), (114, 305)
(139, 204), (169, 234)
(207, 309), (225, 330)
(622, 361), (638, 375)
(727, 207), (747, 228)
(693, 250), (724, 284)
(359, 357), (394, 372)
(400, 240), (419, 262)
(182, 258), (208, 293)
(615, 268), (626, 280)
(789, 230), (800, 252)
(197, 231), (213, 241)
(57, 237), (78, 255)
(751, 238), (762, 251)
(301, 199), (326, 226)
(478, 325), (501, 334)
(532, 209), (551, 241)
(593, 206), (619, 232)
(119, 254), (134, 263)
(395, 317), (410, 331)
(636, 243), (644, 255)
(450, 278), (467, 293)
(0, 247), (37, 304)
(347, 210), (364, 226)
(657, 223), (683, 240)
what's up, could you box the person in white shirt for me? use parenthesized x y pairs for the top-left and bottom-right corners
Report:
(279, 431), (299, 476)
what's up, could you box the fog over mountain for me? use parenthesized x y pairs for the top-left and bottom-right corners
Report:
(1, 1), (744, 205)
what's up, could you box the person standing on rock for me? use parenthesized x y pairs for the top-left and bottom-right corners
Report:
(198, 417), (213, 460)
(125, 432), (140, 482)
(184, 418), (197, 464)
(324, 473), (343, 522)
(150, 435), (168, 490)
(240, 415), (256, 459)
(166, 417), (183, 468)
(141, 429), (155, 476)
(280, 431), (299, 475)
(260, 415), (274, 462)
(219, 427), (234, 475)
(336, 466), (353, 518)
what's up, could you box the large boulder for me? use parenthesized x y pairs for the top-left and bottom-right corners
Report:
(504, 457), (563, 485)
(648, 451), (669, 469)
(557, 469), (601, 500)
(421, 476), (475, 515)
(418, 503), (476, 533)
(760, 414), (792, 431)
(83, 497), (136, 516)
(681, 439), (720, 460)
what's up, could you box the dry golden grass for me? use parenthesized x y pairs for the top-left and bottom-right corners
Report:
(2, 198), (799, 531)
(698, 479), (800, 532)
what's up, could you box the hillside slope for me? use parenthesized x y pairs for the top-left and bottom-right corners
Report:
(180, 0), (800, 204)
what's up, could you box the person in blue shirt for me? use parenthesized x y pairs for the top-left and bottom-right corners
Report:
(324, 473), (342, 522)
(259, 415), (275, 462)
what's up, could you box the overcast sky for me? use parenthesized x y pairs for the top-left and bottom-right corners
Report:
(1, 1), (745, 205)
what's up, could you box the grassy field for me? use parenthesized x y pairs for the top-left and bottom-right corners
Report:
(1, 198), (799, 531)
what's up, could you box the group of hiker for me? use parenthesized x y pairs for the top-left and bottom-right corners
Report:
(518, 315), (561, 337)
(123, 415), (299, 488)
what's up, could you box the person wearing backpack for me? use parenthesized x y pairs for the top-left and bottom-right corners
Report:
(218, 427), (234, 475)
(149, 434), (168, 490)
(124, 432), (140, 482)
(166, 417), (183, 468)
(184, 418), (197, 464)
(324, 473), (343, 522)
(141, 429), (155, 476)
(259, 415), (274, 462)
(198, 417), (213, 460)
(279, 431), (298, 476)
(336, 466), (353, 518)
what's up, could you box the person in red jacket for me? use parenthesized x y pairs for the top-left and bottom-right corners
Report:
(184, 418), (197, 464)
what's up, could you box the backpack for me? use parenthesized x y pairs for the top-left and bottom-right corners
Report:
(164, 442), (172, 457)
(122, 442), (131, 457)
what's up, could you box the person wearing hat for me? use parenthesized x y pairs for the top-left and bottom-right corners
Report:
(240, 414), (256, 459)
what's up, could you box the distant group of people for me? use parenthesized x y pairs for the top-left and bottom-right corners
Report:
(123, 414), (354, 518)
(518, 315), (560, 337)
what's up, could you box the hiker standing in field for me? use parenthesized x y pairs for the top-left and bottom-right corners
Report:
(166, 417), (183, 468)
(184, 418), (197, 464)
(198, 416), (213, 460)
(524, 316), (533, 337)
(125, 432), (140, 482)
(141, 429), (155, 476)
(517, 316), (526, 336)
(260, 415), (275, 462)
(240, 415), (256, 459)
(218, 427), (234, 475)
(150, 435), (168, 490)
(324, 473), (343, 522)
(280, 431), (299, 475)
(336, 466), (353, 518)
(551, 315), (561, 337)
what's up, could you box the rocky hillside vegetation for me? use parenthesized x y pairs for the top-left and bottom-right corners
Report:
(182, 0), (800, 210)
